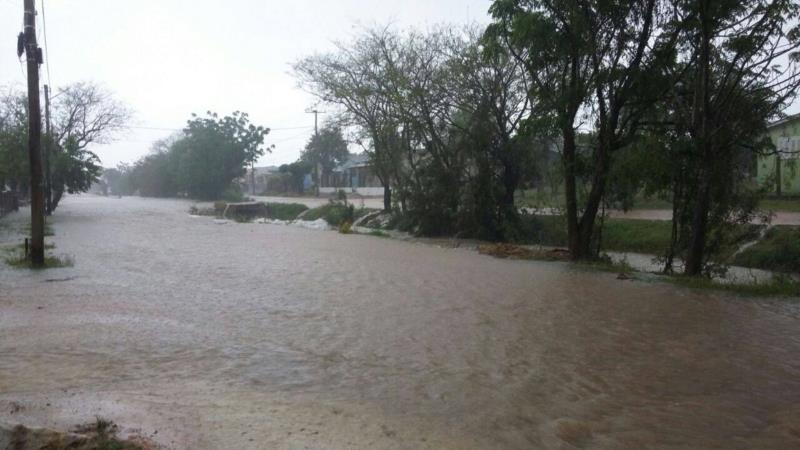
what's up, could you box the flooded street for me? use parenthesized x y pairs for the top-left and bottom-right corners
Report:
(1, 196), (800, 449)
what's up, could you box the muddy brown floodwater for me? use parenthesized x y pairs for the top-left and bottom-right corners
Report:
(1, 196), (800, 449)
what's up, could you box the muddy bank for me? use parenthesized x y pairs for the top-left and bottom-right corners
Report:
(2, 195), (800, 449)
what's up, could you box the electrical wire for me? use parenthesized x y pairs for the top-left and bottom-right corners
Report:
(40, 0), (52, 87)
(122, 125), (314, 133)
(270, 129), (313, 145)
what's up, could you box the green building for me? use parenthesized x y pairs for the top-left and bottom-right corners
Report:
(758, 113), (800, 195)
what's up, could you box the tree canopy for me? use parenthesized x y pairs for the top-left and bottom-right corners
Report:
(111, 112), (272, 200)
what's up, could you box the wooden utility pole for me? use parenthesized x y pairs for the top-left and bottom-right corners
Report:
(44, 84), (52, 215)
(308, 109), (324, 196)
(250, 162), (256, 195)
(23, 0), (45, 266)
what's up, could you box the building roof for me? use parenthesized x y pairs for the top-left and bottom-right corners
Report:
(334, 154), (370, 172)
(767, 112), (800, 130)
(250, 166), (280, 176)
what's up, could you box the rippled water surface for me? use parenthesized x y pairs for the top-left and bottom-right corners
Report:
(1, 196), (799, 449)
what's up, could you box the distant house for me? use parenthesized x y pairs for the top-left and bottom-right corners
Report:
(758, 114), (800, 195)
(319, 154), (385, 197)
(241, 166), (281, 195)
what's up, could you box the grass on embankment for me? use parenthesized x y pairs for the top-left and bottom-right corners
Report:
(479, 241), (800, 297)
(516, 215), (676, 255)
(517, 190), (800, 213)
(492, 214), (793, 274)
(263, 203), (309, 221)
(759, 197), (800, 213)
(733, 226), (800, 273)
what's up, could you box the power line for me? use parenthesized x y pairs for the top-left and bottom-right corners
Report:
(121, 125), (314, 132)
(123, 125), (182, 132)
(39, 0), (51, 87)
(270, 129), (313, 145)
(270, 125), (316, 131)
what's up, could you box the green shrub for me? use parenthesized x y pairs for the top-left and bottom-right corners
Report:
(339, 221), (353, 234)
(386, 213), (417, 233)
(220, 185), (247, 202)
(264, 203), (308, 221)
(303, 203), (354, 226)
(513, 214), (568, 247)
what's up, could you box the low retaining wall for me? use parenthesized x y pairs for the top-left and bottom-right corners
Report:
(319, 187), (384, 197)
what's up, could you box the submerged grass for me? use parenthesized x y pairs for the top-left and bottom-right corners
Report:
(365, 229), (391, 238)
(23, 222), (55, 237)
(667, 274), (800, 298)
(3, 242), (72, 269)
(4, 252), (73, 269)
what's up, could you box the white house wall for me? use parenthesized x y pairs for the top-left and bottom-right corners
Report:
(320, 187), (385, 197)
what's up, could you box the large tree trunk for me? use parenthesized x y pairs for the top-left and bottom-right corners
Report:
(51, 187), (64, 213)
(383, 184), (392, 212)
(685, 174), (711, 275)
(497, 160), (521, 240)
(562, 127), (582, 259)
(576, 138), (611, 258)
(685, 0), (712, 277)
(664, 174), (683, 274)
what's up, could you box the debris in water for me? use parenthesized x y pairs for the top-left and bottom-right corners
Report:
(45, 277), (77, 283)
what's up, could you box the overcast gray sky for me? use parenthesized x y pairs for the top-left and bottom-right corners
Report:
(0, 0), (491, 168)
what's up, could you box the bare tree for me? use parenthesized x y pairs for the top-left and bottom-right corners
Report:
(47, 82), (132, 212)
